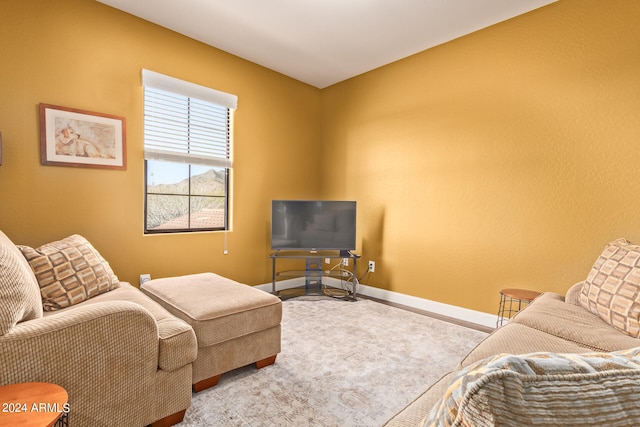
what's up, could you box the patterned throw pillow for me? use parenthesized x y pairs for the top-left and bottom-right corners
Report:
(18, 234), (120, 311)
(423, 348), (640, 427)
(579, 238), (640, 337)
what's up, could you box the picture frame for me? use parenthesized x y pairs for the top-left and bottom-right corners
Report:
(39, 103), (126, 170)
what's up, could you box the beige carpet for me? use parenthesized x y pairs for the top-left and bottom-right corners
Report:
(180, 298), (488, 426)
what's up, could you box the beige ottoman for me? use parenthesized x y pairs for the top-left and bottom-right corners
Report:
(141, 272), (282, 392)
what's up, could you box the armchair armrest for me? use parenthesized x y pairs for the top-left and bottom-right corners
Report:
(0, 301), (162, 426)
(157, 317), (197, 371)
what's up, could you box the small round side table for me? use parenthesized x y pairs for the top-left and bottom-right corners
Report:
(0, 382), (68, 427)
(497, 288), (541, 328)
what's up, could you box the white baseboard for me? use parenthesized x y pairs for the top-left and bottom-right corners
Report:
(256, 278), (498, 329)
(355, 283), (498, 329)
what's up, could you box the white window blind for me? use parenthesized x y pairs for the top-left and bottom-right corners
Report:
(142, 69), (237, 168)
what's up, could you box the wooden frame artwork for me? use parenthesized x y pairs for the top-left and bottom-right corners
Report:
(39, 103), (126, 170)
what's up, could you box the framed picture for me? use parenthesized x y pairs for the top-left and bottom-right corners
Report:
(39, 104), (126, 170)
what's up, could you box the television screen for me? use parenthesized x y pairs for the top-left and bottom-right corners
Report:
(271, 200), (356, 251)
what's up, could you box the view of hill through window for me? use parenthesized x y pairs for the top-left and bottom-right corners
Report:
(146, 163), (227, 230)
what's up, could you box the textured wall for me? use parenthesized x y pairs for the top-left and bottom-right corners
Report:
(320, 0), (640, 314)
(3, 0), (640, 316)
(0, 0), (321, 286)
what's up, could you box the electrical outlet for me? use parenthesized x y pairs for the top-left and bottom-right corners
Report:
(342, 258), (349, 266)
(325, 258), (330, 264)
(368, 261), (375, 273)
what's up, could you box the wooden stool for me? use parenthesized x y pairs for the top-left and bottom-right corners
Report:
(497, 288), (541, 328)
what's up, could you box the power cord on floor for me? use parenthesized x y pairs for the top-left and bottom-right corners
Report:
(323, 261), (358, 296)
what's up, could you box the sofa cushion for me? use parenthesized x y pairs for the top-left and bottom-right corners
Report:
(510, 292), (640, 352)
(424, 347), (640, 427)
(0, 230), (43, 335)
(460, 322), (592, 368)
(18, 234), (120, 311)
(50, 281), (174, 321)
(579, 238), (640, 338)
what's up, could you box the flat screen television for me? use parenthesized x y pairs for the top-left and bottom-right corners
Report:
(271, 200), (356, 251)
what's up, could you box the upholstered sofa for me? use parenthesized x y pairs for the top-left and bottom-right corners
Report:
(386, 238), (640, 426)
(0, 230), (198, 427)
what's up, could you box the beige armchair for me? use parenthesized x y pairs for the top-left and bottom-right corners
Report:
(0, 230), (198, 426)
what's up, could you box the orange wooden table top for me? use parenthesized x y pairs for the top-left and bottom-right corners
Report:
(0, 382), (68, 427)
(500, 288), (541, 301)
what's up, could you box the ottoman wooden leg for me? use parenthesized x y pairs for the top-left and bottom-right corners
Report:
(192, 374), (221, 393)
(256, 355), (277, 369)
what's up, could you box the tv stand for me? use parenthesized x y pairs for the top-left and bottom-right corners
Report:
(270, 250), (360, 300)
(339, 249), (353, 257)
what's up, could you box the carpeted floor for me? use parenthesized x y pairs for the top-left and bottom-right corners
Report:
(180, 298), (488, 427)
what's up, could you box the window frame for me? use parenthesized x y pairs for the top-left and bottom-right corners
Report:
(141, 70), (236, 234)
(143, 162), (230, 234)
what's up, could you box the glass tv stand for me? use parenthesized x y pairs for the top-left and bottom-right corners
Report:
(270, 250), (360, 300)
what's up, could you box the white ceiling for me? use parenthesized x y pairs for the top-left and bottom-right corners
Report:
(98, 0), (556, 89)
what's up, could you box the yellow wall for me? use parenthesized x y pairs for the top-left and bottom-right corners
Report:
(320, 0), (640, 313)
(3, 0), (640, 316)
(0, 0), (321, 285)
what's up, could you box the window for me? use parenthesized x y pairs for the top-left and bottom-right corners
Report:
(142, 69), (237, 233)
